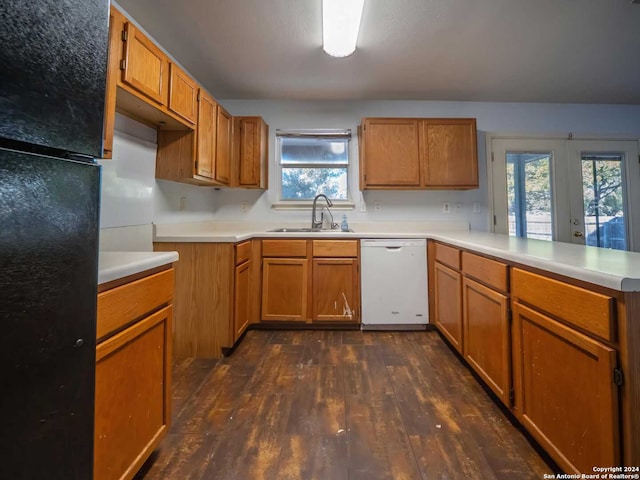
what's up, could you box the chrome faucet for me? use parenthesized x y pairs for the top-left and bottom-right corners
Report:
(311, 194), (334, 230)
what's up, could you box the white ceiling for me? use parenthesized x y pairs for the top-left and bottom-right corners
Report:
(115, 0), (640, 104)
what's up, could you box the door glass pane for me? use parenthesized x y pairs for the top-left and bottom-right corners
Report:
(581, 154), (626, 250)
(506, 153), (552, 240)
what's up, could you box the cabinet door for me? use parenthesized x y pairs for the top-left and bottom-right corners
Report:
(462, 277), (510, 405)
(434, 262), (462, 353)
(215, 105), (232, 185)
(361, 118), (421, 188)
(237, 117), (264, 187)
(312, 258), (359, 322)
(420, 119), (478, 188)
(102, 8), (123, 159)
(512, 301), (619, 474)
(121, 22), (168, 105)
(94, 306), (172, 480)
(196, 89), (217, 179)
(262, 258), (308, 321)
(234, 260), (250, 341)
(168, 63), (198, 125)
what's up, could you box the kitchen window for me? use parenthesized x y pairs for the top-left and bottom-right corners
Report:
(275, 129), (351, 205)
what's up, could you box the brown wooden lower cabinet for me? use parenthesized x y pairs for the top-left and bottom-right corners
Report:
(429, 240), (633, 472)
(261, 258), (309, 321)
(434, 261), (462, 352)
(512, 301), (619, 474)
(153, 241), (261, 358)
(312, 258), (359, 322)
(94, 267), (174, 480)
(260, 239), (361, 324)
(462, 277), (511, 405)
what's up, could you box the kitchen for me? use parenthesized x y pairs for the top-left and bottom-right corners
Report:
(3, 0), (640, 479)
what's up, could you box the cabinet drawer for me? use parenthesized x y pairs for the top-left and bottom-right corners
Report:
(97, 268), (174, 341)
(235, 241), (251, 265)
(462, 251), (508, 292)
(511, 268), (614, 341)
(262, 239), (307, 257)
(312, 240), (358, 258)
(434, 242), (460, 270)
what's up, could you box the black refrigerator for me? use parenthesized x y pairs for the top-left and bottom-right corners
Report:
(0, 0), (109, 478)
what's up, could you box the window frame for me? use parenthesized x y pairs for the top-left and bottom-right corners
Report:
(273, 129), (355, 209)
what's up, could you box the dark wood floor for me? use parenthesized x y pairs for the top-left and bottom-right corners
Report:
(136, 329), (554, 480)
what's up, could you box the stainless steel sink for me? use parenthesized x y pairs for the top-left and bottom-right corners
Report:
(268, 227), (355, 233)
(268, 227), (321, 233)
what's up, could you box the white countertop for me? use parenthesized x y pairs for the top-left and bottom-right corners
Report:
(98, 251), (179, 285)
(153, 220), (640, 292)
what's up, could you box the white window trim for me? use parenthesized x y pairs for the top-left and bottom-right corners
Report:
(273, 128), (355, 209)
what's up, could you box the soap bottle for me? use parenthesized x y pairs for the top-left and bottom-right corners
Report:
(341, 214), (349, 232)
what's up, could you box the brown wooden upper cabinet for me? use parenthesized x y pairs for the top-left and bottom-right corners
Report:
(359, 117), (478, 190)
(157, 91), (236, 187)
(168, 63), (198, 125)
(195, 89), (217, 180)
(101, 7), (121, 159)
(421, 119), (478, 188)
(359, 118), (421, 188)
(215, 105), (232, 185)
(232, 116), (269, 189)
(121, 21), (168, 105)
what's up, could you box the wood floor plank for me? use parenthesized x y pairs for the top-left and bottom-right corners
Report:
(341, 330), (378, 345)
(134, 434), (218, 480)
(377, 332), (414, 366)
(286, 365), (346, 436)
(269, 330), (305, 345)
(171, 364), (251, 435)
(220, 329), (273, 367)
(200, 426), (283, 480)
(171, 358), (218, 417)
(137, 330), (556, 480)
(232, 391), (294, 433)
(276, 434), (348, 480)
(243, 344), (304, 395)
(342, 345), (394, 399)
(300, 344), (343, 366)
(346, 393), (422, 480)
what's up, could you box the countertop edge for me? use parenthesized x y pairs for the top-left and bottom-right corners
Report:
(154, 227), (640, 292)
(98, 251), (179, 285)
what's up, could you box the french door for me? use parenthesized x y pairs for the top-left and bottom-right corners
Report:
(491, 137), (640, 251)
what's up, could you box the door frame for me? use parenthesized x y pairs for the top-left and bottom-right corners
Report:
(486, 133), (640, 251)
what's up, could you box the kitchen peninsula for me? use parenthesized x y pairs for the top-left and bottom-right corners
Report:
(152, 219), (640, 474)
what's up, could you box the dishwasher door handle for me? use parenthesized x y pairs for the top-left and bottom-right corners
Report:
(385, 246), (402, 251)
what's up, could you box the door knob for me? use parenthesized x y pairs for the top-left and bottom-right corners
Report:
(573, 231), (584, 237)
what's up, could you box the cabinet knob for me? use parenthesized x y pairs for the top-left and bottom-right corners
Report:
(573, 231), (584, 237)
(74, 338), (84, 348)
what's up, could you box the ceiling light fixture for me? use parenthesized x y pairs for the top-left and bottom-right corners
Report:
(322, 0), (365, 58)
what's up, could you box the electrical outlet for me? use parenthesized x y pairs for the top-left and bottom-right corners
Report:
(179, 196), (186, 211)
(240, 201), (248, 213)
(374, 201), (382, 211)
(442, 202), (451, 214)
(454, 202), (462, 215)
(473, 202), (482, 214)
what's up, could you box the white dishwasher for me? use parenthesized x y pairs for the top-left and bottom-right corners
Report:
(360, 239), (429, 329)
